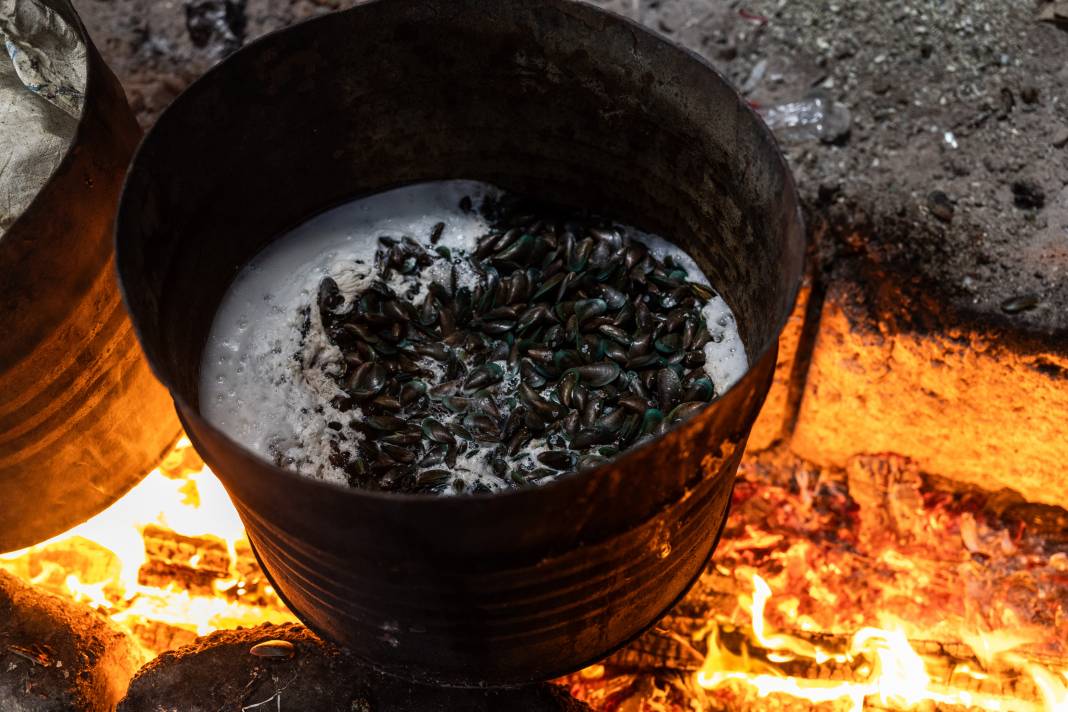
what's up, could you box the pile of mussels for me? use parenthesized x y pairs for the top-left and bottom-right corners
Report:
(313, 196), (722, 494)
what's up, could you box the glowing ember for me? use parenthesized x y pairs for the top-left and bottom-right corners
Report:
(563, 450), (1068, 711)
(1, 438), (1065, 712)
(695, 574), (1067, 711)
(0, 438), (295, 658)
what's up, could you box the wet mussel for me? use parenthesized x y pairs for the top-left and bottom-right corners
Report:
(314, 195), (723, 494)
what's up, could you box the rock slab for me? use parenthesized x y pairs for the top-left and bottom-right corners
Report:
(791, 279), (1068, 508)
(0, 569), (142, 712)
(119, 623), (590, 712)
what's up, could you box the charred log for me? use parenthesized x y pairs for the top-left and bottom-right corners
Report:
(600, 617), (1067, 710)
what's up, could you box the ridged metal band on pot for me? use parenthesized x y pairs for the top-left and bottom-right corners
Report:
(0, 0), (180, 553)
(115, 0), (805, 686)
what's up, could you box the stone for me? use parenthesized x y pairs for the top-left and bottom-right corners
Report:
(118, 623), (591, 712)
(0, 569), (142, 712)
(790, 279), (1068, 509)
(248, 639), (295, 659)
(1000, 294), (1041, 315)
(926, 190), (954, 223)
(1012, 179), (1046, 210)
(1038, 1), (1068, 28)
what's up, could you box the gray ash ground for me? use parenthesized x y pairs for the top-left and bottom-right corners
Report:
(599, 0), (1068, 338)
(314, 195), (720, 493)
(73, 0), (1068, 340)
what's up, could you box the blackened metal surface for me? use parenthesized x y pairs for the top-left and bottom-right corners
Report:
(0, 0), (180, 553)
(115, 0), (804, 686)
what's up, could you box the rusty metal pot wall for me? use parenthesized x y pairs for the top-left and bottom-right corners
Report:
(0, 0), (180, 552)
(115, 0), (804, 686)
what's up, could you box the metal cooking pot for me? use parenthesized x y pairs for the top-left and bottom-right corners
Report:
(115, 0), (804, 686)
(0, 0), (179, 552)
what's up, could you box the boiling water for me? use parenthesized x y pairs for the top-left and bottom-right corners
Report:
(200, 180), (748, 489)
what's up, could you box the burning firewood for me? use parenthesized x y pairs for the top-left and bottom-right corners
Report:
(138, 525), (230, 596)
(573, 613), (1068, 711)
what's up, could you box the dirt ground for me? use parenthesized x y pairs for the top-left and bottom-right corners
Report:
(71, 0), (1068, 339)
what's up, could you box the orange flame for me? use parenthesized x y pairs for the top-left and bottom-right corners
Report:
(696, 574), (1068, 711)
(0, 439), (295, 657)
(4, 438), (1066, 712)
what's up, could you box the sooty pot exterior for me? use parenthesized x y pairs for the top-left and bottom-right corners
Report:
(115, 0), (804, 686)
(0, 0), (179, 552)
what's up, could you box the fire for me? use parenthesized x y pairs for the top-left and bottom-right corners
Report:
(696, 574), (1068, 711)
(562, 452), (1068, 711)
(0, 438), (295, 657)
(2, 437), (1066, 712)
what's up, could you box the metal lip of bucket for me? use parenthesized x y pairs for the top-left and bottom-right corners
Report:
(114, 0), (805, 506)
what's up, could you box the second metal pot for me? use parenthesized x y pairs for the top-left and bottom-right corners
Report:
(0, 0), (179, 553)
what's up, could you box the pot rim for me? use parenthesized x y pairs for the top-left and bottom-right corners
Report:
(116, 0), (805, 506)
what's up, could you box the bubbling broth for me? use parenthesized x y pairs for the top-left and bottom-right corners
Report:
(199, 181), (747, 494)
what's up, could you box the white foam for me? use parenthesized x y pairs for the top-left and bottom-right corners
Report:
(701, 296), (748, 395)
(199, 180), (494, 483)
(199, 180), (749, 486)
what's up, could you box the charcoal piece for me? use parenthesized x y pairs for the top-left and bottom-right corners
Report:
(0, 569), (142, 712)
(118, 623), (590, 712)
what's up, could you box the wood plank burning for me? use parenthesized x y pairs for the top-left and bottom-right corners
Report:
(138, 525), (230, 595)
